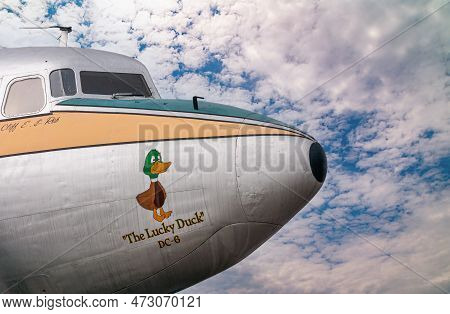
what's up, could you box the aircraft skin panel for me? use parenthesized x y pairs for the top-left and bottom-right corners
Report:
(0, 111), (302, 159)
(1, 138), (239, 293)
(0, 130), (320, 293)
(236, 135), (321, 226)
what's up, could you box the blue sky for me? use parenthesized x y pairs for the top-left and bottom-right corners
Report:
(0, 0), (449, 293)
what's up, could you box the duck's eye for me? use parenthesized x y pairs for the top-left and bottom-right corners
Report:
(151, 156), (156, 163)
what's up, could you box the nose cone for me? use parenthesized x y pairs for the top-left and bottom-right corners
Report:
(309, 142), (327, 183)
(236, 136), (326, 225)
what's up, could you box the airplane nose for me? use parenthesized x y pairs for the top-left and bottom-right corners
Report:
(236, 135), (326, 225)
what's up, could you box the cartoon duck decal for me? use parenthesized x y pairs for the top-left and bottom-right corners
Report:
(136, 149), (172, 222)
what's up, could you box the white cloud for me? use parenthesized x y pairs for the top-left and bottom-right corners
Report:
(186, 190), (450, 293)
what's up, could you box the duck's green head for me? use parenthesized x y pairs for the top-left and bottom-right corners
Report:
(143, 149), (171, 179)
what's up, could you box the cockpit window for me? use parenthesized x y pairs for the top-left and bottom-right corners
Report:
(4, 77), (46, 117)
(80, 71), (152, 97)
(50, 69), (77, 97)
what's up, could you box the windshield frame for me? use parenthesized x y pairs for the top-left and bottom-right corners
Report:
(80, 71), (152, 98)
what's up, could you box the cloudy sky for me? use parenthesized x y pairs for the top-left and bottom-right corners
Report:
(1, 0), (449, 293)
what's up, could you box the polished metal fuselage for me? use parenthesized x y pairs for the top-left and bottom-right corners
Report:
(0, 48), (324, 293)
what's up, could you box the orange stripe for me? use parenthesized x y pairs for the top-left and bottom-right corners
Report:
(0, 112), (300, 158)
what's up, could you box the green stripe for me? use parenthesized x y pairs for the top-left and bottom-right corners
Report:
(58, 98), (297, 131)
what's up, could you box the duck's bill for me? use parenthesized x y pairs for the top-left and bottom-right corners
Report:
(151, 161), (172, 174)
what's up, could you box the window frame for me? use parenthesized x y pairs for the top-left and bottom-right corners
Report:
(79, 71), (152, 97)
(1, 74), (47, 118)
(49, 68), (78, 98)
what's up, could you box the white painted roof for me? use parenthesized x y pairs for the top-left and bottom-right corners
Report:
(0, 47), (160, 98)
